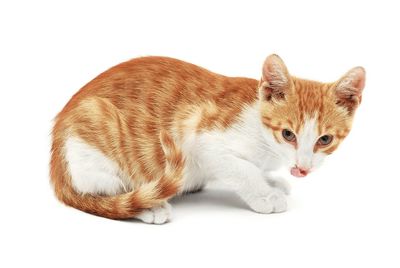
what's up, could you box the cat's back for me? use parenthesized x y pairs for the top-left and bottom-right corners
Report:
(56, 56), (260, 135)
(52, 56), (258, 185)
(62, 56), (258, 122)
(77, 56), (225, 100)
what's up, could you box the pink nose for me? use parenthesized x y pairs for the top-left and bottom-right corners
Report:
(290, 167), (309, 177)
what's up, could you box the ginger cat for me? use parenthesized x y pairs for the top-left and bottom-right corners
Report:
(50, 55), (365, 224)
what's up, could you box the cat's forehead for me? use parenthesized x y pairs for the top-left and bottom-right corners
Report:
(290, 79), (342, 118)
(262, 78), (351, 134)
(291, 78), (332, 114)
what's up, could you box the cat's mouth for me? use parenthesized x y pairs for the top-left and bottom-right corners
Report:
(290, 167), (309, 177)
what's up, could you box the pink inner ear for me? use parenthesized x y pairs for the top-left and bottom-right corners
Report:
(263, 86), (273, 101)
(354, 75), (365, 92)
(262, 54), (289, 85)
(350, 67), (366, 92)
(335, 67), (366, 112)
(262, 60), (275, 83)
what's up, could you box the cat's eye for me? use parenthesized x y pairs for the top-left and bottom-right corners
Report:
(282, 129), (296, 142)
(317, 135), (333, 146)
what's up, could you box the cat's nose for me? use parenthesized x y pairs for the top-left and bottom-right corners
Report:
(290, 166), (309, 177)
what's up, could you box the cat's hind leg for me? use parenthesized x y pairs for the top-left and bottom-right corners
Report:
(65, 136), (128, 196)
(62, 131), (182, 222)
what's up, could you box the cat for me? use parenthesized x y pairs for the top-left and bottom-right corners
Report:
(50, 54), (365, 224)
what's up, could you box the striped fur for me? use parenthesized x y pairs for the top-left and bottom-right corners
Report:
(51, 129), (183, 220)
(50, 55), (364, 221)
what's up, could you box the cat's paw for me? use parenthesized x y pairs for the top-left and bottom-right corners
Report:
(135, 202), (172, 224)
(247, 189), (287, 214)
(266, 176), (291, 195)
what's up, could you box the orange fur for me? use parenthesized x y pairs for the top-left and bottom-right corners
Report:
(50, 57), (257, 219)
(260, 78), (352, 154)
(259, 55), (363, 155)
(50, 56), (363, 219)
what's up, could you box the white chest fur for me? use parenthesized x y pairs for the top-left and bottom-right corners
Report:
(180, 103), (284, 192)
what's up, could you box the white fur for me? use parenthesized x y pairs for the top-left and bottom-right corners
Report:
(65, 137), (127, 195)
(180, 102), (328, 213)
(296, 117), (327, 171)
(296, 117), (318, 170)
(64, 101), (328, 221)
(180, 103), (288, 213)
(135, 202), (172, 224)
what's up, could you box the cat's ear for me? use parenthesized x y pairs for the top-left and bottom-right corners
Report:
(259, 54), (292, 102)
(334, 67), (366, 112)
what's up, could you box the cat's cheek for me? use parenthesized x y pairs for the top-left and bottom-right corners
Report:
(311, 152), (326, 171)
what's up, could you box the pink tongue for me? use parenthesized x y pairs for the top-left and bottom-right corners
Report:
(291, 167), (306, 178)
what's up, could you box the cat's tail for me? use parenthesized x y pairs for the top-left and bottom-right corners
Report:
(50, 130), (184, 220)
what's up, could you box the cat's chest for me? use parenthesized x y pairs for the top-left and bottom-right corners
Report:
(179, 104), (284, 181)
(190, 126), (282, 171)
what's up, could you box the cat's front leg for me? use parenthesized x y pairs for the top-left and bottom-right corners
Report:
(243, 188), (287, 214)
(259, 155), (290, 194)
(264, 174), (291, 195)
(204, 154), (287, 213)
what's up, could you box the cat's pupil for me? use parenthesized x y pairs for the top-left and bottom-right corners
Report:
(282, 129), (295, 142)
(319, 135), (333, 145)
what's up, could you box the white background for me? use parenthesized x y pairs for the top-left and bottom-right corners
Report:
(1, 1), (399, 267)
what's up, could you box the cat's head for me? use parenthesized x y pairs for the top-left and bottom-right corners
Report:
(258, 54), (365, 177)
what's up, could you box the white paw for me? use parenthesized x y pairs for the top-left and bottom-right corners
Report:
(135, 202), (172, 224)
(266, 176), (291, 195)
(247, 189), (287, 214)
